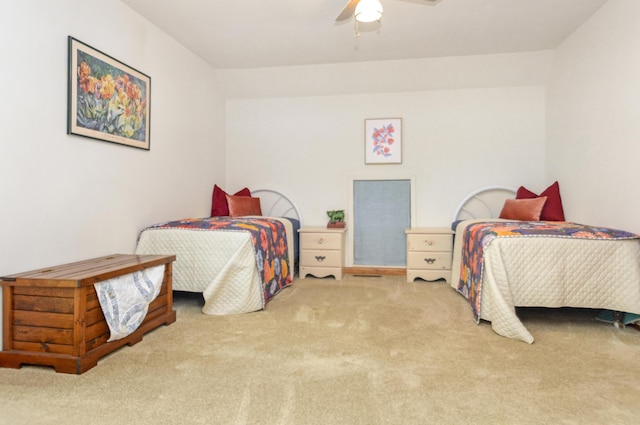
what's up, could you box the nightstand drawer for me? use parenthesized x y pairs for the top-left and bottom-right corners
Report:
(300, 250), (342, 268)
(300, 233), (343, 250)
(407, 234), (452, 252)
(407, 252), (452, 270)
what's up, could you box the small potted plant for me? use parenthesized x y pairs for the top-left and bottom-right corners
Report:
(327, 210), (346, 228)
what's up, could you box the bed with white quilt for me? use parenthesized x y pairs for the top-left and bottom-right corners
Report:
(135, 188), (301, 315)
(450, 184), (640, 343)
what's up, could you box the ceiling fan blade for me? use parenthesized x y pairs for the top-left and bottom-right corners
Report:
(335, 0), (360, 22)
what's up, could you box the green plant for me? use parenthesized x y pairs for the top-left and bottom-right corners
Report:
(327, 210), (345, 224)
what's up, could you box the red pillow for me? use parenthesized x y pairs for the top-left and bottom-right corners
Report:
(226, 195), (262, 217)
(499, 197), (547, 221)
(516, 181), (565, 221)
(210, 185), (251, 216)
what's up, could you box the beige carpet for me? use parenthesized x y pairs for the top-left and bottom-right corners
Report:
(1, 275), (640, 425)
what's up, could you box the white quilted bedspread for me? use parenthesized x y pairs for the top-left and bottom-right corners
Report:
(452, 219), (640, 343)
(136, 229), (263, 314)
(134, 217), (294, 315)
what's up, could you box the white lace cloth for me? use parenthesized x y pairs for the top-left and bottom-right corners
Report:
(94, 265), (165, 341)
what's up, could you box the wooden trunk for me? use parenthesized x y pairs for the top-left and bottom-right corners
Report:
(0, 254), (176, 374)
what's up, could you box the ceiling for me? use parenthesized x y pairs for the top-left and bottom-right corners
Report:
(120, 0), (608, 69)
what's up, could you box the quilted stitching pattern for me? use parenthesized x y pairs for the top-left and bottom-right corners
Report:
(451, 219), (640, 343)
(482, 237), (640, 343)
(135, 229), (264, 314)
(134, 217), (295, 316)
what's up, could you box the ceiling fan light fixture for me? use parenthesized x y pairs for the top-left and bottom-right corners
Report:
(355, 0), (383, 23)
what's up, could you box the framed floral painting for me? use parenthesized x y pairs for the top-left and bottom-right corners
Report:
(364, 118), (402, 164)
(67, 37), (151, 150)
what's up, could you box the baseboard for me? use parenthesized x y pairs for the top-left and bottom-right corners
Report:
(343, 267), (406, 276)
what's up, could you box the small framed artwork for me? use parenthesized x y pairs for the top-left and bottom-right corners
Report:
(68, 36), (151, 150)
(364, 118), (402, 164)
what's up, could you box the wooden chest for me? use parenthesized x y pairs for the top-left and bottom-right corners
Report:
(0, 254), (176, 374)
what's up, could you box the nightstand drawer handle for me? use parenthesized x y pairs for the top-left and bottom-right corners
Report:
(315, 255), (326, 262)
(318, 238), (325, 244)
(424, 258), (436, 264)
(425, 240), (433, 246)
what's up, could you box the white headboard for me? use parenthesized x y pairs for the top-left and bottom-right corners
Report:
(452, 186), (516, 222)
(252, 189), (303, 227)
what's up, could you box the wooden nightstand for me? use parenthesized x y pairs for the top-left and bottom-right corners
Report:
(405, 228), (454, 283)
(298, 227), (346, 280)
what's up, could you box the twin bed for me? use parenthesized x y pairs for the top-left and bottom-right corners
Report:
(134, 184), (640, 344)
(135, 189), (301, 315)
(450, 185), (640, 343)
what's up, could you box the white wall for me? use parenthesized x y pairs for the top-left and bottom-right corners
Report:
(224, 53), (550, 266)
(0, 1), (225, 276)
(215, 51), (554, 99)
(547, 0), (640, 233)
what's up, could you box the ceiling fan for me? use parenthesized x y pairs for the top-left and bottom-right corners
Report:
(335, 0), (442, 24)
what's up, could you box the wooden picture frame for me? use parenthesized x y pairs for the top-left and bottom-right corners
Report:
(364, 118), (402, 164)
(67, 36), (151, 150)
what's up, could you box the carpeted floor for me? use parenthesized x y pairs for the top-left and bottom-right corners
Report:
(1, 275), (640, 424)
